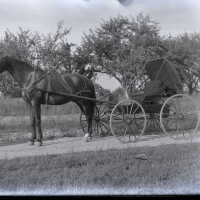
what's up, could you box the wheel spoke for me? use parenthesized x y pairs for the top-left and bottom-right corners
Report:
(133, 105), (140, 115)
(124, 127), (128, 137)
(100, 121), (109, 131)
(112, 112), (123, 121)
(129, 102), (134, 115)
(110, 99), (146, 143)
(80, 113), (88, 134)
(160, 94), (199, 140)
(99, 122), (109, 135)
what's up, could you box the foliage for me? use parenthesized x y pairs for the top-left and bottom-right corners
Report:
(0, 72), (15, 96)
(0, 21), (72, 71)
(0, 16), (200, 96)
(163, 33), (200, 93)
(75, 14), (200, 95)
(0, 21), (73, 95)
(74, 13), (162, 95)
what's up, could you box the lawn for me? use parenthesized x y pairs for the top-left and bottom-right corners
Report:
(0, 142), (200, 195)
(0, 97), (84, 143)
(0, 97), (80, 116)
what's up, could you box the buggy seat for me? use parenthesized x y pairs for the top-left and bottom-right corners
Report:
(143, 80), (163, 100)
(142, 80), (177, 114)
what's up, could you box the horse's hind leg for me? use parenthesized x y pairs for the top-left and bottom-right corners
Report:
(88, 114), (93, 139)
(84, 102), (95, 142)
(75, 101), (90, 140)
(28, 103), (36, 145)
(34, 102), (43, 146)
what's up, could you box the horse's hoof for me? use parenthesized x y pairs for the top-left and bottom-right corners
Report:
(36, 141), (43, 147)
(84, 134), (92, 142)
(29, 141), (34, 145)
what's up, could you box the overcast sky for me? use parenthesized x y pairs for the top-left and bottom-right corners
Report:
(0, 0), (200, 44)
(0, 0), (199, 90)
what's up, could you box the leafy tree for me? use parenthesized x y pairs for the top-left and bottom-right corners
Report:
(74, 14), (162, 95)
(163, 33), (200, 94)
(37, 21), (73, 72)
(0, 21), (73, 95)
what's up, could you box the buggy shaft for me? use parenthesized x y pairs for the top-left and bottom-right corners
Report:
(35, 88), (115, 106)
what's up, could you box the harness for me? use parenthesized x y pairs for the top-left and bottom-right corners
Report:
(21, 70), (93, 105)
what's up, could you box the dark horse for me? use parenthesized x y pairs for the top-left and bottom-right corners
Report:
(0, 56), (96, 146)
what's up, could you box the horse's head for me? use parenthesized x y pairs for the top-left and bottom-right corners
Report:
(0, 56), (10, 73)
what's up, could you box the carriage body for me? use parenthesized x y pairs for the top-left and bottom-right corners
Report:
(136, 58), (184, 114)
(99, 58), (200, 143)
(44, 56), (199, 143)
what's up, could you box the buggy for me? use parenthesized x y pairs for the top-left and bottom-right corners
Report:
(80, 58), (200, 143)
(2, 56), (198, 145)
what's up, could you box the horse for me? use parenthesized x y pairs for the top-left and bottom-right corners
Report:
(0, 56), (96, 146)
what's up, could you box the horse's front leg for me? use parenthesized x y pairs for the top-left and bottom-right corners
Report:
(83, 102), (95, 142)
(33, 101), (43, 146)
(84, 113), (93, 142)
(28, 103), (36, 145)
(88, 115), (93, 140)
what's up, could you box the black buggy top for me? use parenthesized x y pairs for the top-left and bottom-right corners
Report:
(143, 58), (187, 99)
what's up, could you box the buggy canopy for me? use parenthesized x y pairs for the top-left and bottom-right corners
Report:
(145, 58), (186, 93)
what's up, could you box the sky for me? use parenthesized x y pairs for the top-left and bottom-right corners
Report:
(0, 0), (200, 91)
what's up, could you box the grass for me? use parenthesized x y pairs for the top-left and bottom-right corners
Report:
(1, 93), (200, 144)
(0, 93), (199, 117)
(0, 97), (84, 143)
(0, 142), (200, 195)
(0, 114), (84, 145)
(0, 97), (80, 116)
(0, 114), (81, 132)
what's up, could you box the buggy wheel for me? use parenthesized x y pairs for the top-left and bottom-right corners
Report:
(145, 113), (162, 134)
(80, 105), (110, 137)
(160, 94), (200, 140)
(110, 99), (147, 143)
(95, 105), (111, 136)
(80, 112), (89, 135)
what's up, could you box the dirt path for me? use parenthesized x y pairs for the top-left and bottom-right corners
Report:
(1, 133), (200, 160)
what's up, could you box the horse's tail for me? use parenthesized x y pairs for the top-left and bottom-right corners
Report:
(77, 73), (96, 116)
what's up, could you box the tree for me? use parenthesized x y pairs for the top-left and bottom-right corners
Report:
(0, 21), (73, 95)
(74, 14), (162, 95)
(163, 33), (200, 94)
(37, 21), (73, 72)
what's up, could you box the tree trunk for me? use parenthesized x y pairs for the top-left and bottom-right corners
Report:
(188, 83), (194, 95)
(122, 85), (129, 99)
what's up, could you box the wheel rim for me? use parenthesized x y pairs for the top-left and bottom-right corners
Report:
(80, 112), (88, 134)
(160, 94), (200, 140)
(97, 105), (110, 136)
(145, 113), (162, 134)
(110, 99), (147, 143)
(80, 105), (110, 137)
